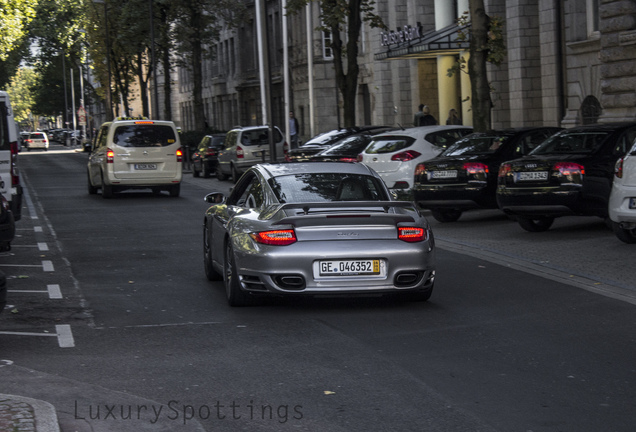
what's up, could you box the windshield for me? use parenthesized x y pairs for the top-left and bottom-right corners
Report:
(113, 125), (177, 147)
(531, 131), (608, 155)
(320, 135), (371, 156)
(442, 134), (511, 156)
(268, 173), (389, 203)
(303, 129), (353, 146)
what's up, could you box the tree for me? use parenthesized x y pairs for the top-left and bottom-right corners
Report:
(6, 67), (38, 130)
(286, 0), (385, 128)
(170, 0), (245, 131)
(451, 0), (506, 132)
(0, 0), (38, 61)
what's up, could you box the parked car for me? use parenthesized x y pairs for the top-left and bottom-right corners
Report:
(608, 139), (636, 243)
(25, 131), (49, 151)
(285, 126), (394, 162)
(357, 125), (473, 190)
(497, 123), (636, 232)
(413, 127), (562, 222)
(192, 134), (225, 178)
(216, 126), (287, 182)
(0, 193), (15, 251)
(0, 91), (23, 221)
(202, 162), (436, 306)
(87, 117), (183, 198)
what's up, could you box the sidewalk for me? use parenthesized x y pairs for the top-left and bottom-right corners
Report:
(0, 394), (59, 432)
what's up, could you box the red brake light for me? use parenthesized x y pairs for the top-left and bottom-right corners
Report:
(134, 121), (154, 125)
(250, 229), (297, 246)
(357, 154), (363, 162)
(391, 150), (421, 162)
(414, 164), (426, 177)
(176, 148), (183, 162)
(205, 149), (217, 156)
(498, 163), (511, 177)
(464, 162), (489, 174)
(339, 157), (357, 162)
(236, 146), (244, 159)
(615, 158), (624, 178)
(106, 148), (115, 163)
(554, 162), (584, 176)
(398, 227), (426, 242)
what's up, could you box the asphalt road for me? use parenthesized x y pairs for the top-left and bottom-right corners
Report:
(1, 144), (635, 431)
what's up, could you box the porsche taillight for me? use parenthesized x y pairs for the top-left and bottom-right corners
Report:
(250, 229), (297, 246)
(398, 227), (426, 242)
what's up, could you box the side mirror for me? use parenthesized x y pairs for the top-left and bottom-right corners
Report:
(204, 192), (226, 204)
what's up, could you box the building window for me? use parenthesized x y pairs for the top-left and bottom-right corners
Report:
(587, 0), (599, 37)
(322, 29), (333, 59)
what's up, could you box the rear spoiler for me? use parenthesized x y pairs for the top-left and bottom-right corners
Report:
(269, 201), (419, 226)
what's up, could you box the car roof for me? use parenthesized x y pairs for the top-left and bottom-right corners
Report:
(255, 162), (377, 178)
(371, 125), (472, 139)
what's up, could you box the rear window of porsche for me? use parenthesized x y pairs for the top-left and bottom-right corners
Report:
(113, 125), (177, 148)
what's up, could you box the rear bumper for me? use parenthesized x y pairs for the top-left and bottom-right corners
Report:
(497, 187), (586, 217)
(609, 183), (636, 223)
(414, 184), (495, 210)
(233, 237), (436, 296)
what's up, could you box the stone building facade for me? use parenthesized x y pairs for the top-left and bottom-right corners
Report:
(162, 0), (636, 140)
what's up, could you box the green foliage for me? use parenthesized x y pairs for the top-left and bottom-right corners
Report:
(6, 67), (38, 129)
(0, 0), (38, 61)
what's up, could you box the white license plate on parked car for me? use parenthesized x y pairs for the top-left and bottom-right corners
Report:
(318, 259), (380, 276)
(630, 197), (636, 209)
(430, 170), (457, 179)
(135, 163), (157, 170)
(515, 171), (548, 181)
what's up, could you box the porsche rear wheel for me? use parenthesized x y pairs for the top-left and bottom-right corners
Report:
(224, 243), (254, 307)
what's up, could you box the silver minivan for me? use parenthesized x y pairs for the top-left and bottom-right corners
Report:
(87, 118), (183, 198)
(216, 126), (287, 182)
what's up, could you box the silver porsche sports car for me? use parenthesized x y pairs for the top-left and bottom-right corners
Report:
(203, 162), (436, 306)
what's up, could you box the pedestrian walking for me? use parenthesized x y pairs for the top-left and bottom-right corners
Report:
(413, 104), (425, 127)
(289, 111), (300, 149)
(446, 108), (462, 125)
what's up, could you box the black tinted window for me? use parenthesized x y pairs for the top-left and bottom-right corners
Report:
(113, 125), (177, 147)
(365, 136), (415, 154)
(443, 134), (511, 156)
(240, 129), (282, 146)
(532, 131), (608, 155)
(269, 173), (388, 203)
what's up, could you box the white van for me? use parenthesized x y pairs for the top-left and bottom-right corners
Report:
(0, 91), (22, 221)
(87, 117), (183, 198)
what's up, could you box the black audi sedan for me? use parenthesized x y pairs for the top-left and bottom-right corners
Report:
(496, 123), (636, 232)
(413, 127), (561, 222)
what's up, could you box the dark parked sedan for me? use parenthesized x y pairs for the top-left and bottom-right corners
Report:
(192, 134), (225, 178)
(413, 127), (562, 222)
(285, 126), (393, 162)
(0, 193), (15, 251)
(497, 123), (636, 232)
(309, 131), (390, 162)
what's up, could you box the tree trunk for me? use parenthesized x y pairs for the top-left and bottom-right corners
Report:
(190, 8), (205, 131)
(468, 0), (492, 132)
(137, 52), (149, 118)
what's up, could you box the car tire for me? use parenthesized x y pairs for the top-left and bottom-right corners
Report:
(87, 172), (98, 195)
(405, 285), (433, 302)
(224, 242), (254, 307)
(202, 163), (211, 178)
(216, 165), (227, 181)
(431, 209), (462, 223)
(517, 216), (554, 232)
(101, 173), (114, 199)
(612, 221), (636, 244)
(230, 165), (239, 183)
(169, 184), (180, 197)
(203, 222), (223, 281)
(193, 165), (200, 177)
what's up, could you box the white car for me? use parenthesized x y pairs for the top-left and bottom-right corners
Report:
(26, 132), (50, 151)
(87, 118), (183, 198)
(357, 125), (473, 190)
(609, 141), (636, 243)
